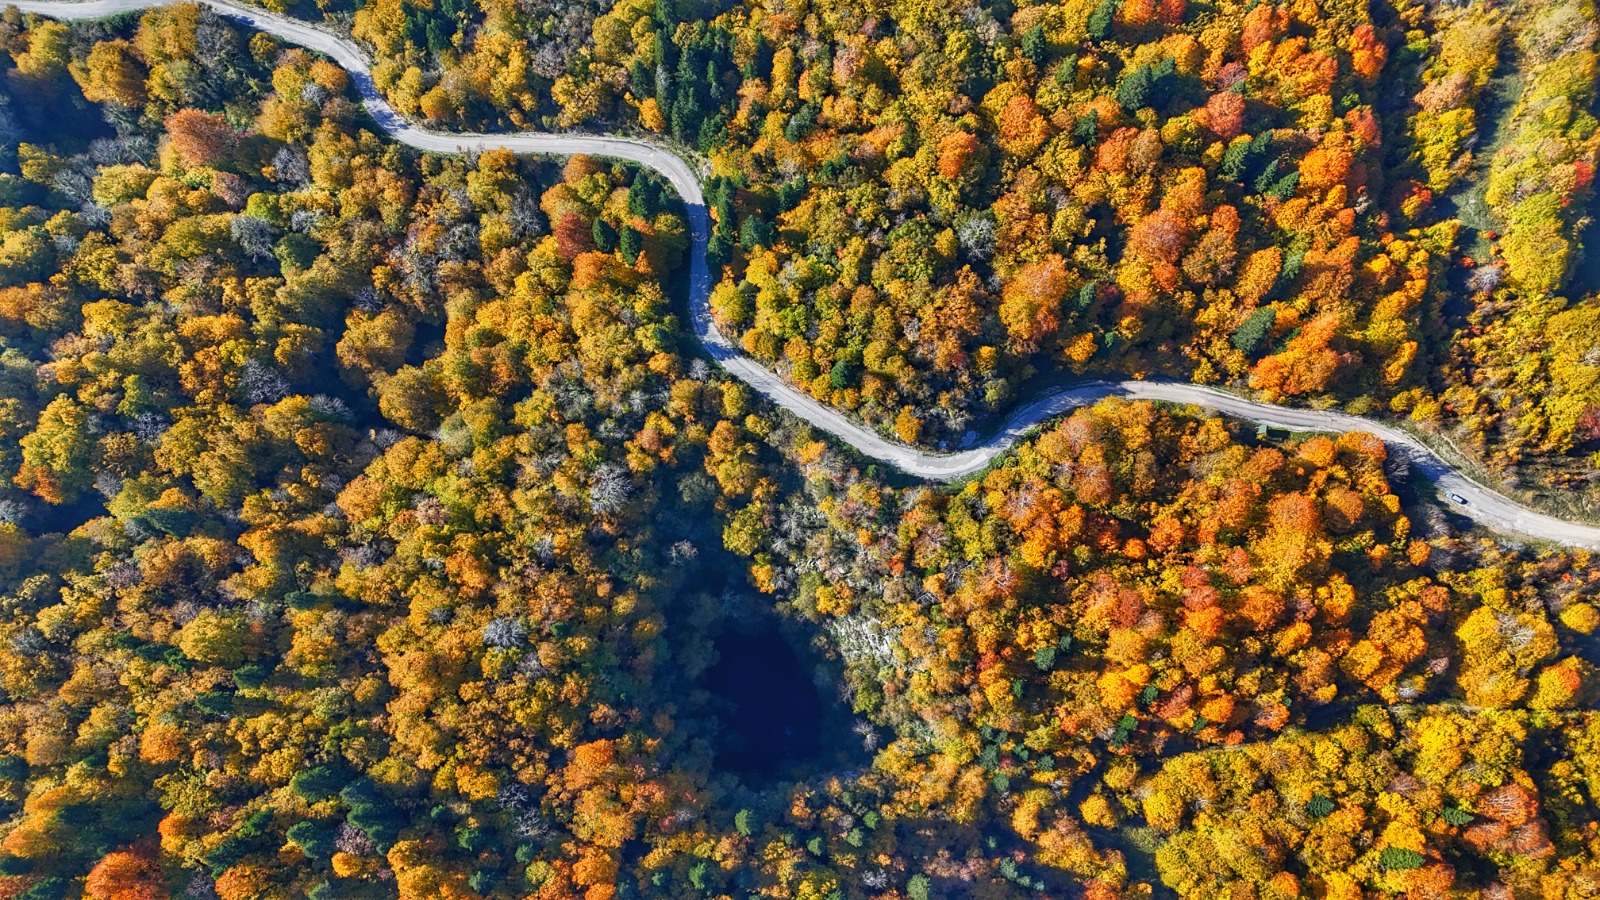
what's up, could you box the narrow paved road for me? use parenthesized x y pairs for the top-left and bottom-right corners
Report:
(15, 0), (1600, 550)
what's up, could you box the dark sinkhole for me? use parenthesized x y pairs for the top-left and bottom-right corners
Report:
(703, 628), (825, 778)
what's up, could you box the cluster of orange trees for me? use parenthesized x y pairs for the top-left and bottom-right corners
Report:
(1, 3), (1600, 900)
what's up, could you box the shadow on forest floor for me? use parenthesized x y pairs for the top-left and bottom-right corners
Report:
(1572, 203), (1600, 298)
(702, 626), (826, 778)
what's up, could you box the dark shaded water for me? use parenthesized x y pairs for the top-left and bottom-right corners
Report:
(703, 629), (823, 777)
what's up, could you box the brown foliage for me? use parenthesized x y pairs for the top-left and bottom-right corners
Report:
(1127, 208), (1188, 265)
(1197, 91), (1244, 140)
(1479, 784), (1536, 826)
(85, 847), (168, 900)
(555, 213), (595, 260)
(163, 109), (238, 167)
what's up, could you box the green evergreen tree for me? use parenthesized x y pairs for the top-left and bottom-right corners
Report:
(1021, 24), (1048, 66)
(1055, 53), (1080, 88)
(739, 214), (770, 250)
(593, 219), (618, 253)
(292, 766), (342, 803)
(776, 175), (808, 210)
(1073, 109), (1099, 145)
(287, 820), (337, 861)
(619, 225), (643, 263)
(629, 178), (660, 217)
(629, 59), (654, 99)
(1117, 64), (1152, 111)
(1267, 171), (1300, 200)
(1379, 847), (1425, 871)
(829, 359), (853, 390)
(1088, 0), (1118, 41)
(1231, 307), (1277, 354)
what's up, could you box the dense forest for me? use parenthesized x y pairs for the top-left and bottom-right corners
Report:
(266, 0), (1600, 513)
(2, 2), (1600, 900)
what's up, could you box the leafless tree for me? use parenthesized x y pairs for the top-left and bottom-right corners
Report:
(589, 463), (632, 515)
(484, 616), (528, 649)
(238, 360), (291, 404)
(955, 212), (996, 261)
(1467, 264), (1504, 294)
(272, 146), (312, 186)
(0, 500), (25, 526)
(231, 215), (277, 261)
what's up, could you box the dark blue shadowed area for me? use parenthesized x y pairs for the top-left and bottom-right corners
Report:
(1573, 200), (1600, 296)
(703, 629), (824, 778)
(29, 493), (107, 535)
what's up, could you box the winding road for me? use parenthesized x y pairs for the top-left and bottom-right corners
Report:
(13, 0), (1600, 550)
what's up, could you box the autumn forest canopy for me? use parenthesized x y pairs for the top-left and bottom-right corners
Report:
(0, 0), (1598, 897)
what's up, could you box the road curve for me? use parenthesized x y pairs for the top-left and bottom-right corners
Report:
(13, 0), (1600, 550)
